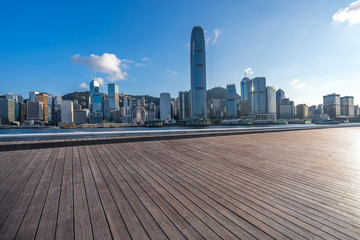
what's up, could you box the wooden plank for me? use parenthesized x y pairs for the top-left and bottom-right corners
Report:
(15, 148), (59, 239)
(96, 144), (168, 240)
(91, 145), (150, 240)
(35, 147), (65, 240)
(77, 146), (112, 240)
(72, 146), (93, 240)
(0, 149), (52, 239)
(83, 146), (131, 239)
(55, 147), (74, 240)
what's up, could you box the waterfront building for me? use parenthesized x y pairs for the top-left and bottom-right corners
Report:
(225, 84), (237, 118)
(160, 92), (171, 120)
(27, 101), (43, 121)
(29, 91), (39, 102)
(354, 105), (359, 118)
(323, 93), (340, 119)
(240, 77), (250, 101)
(19, 102), (27, 125)
(103, 98), (110, 122)
(35, 93), (48, 123)
(179, 91), (191, 120)
(239, 100), (249, 116)
(47, 94), (54, 122)
(279, 98), (295, 119)
(276, 89), (285, 119)
(108, 83), (120, 111)
(0, 99), (16, 123)
(210, 99), (222, 118)
(266, 86), (276, 115)
(6, 93), (24, 103)
(190, 26), (207, 119)
(89, 79), (103, 123)
(340, 96), (354, 117)
(248, 77), (266, 114)
(74, 109), (89, 124)
(61, 100), (74, 123)
(295, 104), (309, 119)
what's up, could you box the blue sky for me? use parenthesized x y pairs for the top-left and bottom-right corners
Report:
(1, 0), (359, 106)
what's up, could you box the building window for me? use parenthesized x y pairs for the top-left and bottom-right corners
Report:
(196, 64), (203, 67)
(196, 49), (203, 53)
(197, 87), (204, 90)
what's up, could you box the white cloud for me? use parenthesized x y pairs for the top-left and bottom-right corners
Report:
(212, 29), (222, 44)
(291, 78), (300, 85)
(244, 67), (254, 76)
(166, 69), (178, 76)
(291, 78), (306, 88)
(141, 57), (149, 62)
(71, 53), (128, 81)
(79, 82), (89, 89)
(333, 1), (360, 25)
(295, 83), (307, 88)
(94, 77), (105, 86)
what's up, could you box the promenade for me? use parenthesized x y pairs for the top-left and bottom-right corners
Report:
(0, 127), (359, 239)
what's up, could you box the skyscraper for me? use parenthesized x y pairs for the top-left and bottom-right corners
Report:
(266, 86), (276, 115)
(61, 100), (74, 123)
(29, 91), (39, 102)
(160, 93), (171, 120)
(240, 77), (250, 101)
(90, 79), (103, 123)
(340, 96), (354, 117)
(225, 84), (237, 117)
(179, 91), (191, 120)
(35, 93), (48, 123)
(323, 93), (340, 119)
(108, 83), (119, 112)
(190, 26), (207, 119)
(248, 77), (266, 114)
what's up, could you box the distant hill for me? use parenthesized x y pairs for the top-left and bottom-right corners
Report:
(62, 91), (90, 108)
(206, 86), (240, 101)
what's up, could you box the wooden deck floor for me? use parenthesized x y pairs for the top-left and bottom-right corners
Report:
(0, 127), (359, 239)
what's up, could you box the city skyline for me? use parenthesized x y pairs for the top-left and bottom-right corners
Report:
(1, 0), (360, 106)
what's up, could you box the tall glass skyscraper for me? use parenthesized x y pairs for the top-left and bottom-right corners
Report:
(240, 77), (250, 101)
(90, 79), (103, 123)
(190, 26), (207, 119)
(225, 84), (237, 117)
(248, 77), (266, 114)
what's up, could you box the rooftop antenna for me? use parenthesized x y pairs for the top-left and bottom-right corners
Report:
(244, 72), (247, 77)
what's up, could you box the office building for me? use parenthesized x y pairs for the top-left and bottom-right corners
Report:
(266, 86), (276, 115)
(108, 83), (120, 111)
(47, 94), (54, 122)
(276, 89), (285, 105)
(279, 98), (295, 119)
(323, 93), (340, 119)
(6, 93), (24, 103)
(0, 99), (16, 123)
(295, 104), (309, 119)
(210, 99), (223, 118)
(340, 96), (354, 117)
(225, 84), (237, 117)
(103, 98), (110, 122)
(190, 26), (207, 119)
(61, 100), (74, 123)
(179, 91), (191, 120)
(248, 77), (266, 114)
(160, 92), (171, 120)
(240, 77), (250, 101)
(29, 91), (39, 102)
(74, 109), (89, 124)
(27, 101), (44, 121)
(19, 102), (27, 124)
(90, 79), (103, 123)
(35, 93), (48, 123)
